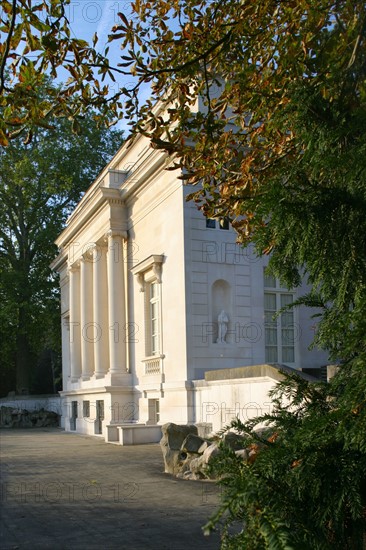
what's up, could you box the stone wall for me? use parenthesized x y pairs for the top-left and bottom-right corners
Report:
(192, 364), (319, 433)
(0, 406), (60, 428)
(0, 395), (61, 428)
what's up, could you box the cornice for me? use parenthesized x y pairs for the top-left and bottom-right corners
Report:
(121, 149), (173, 202)
(131, 254), (164, 275)
(55, 187), (125, 249)
(59, 386), (135, 396)
(100, 187), (124, 204)
(131, 254), (164, 291)
(50, 250), (68, 272)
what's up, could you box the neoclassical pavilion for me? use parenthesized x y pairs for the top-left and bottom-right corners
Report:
(52, 122), (328, 444)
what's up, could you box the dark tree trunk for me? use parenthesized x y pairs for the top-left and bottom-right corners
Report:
(16, 307), (31, 394)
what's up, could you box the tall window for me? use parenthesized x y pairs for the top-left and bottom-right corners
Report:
(148, 399), (160, 424)
(264, 270), (295, 364)
(83, 400), (90, 418)
(146, 281), (160, 356)
(70, 400), (78, 431)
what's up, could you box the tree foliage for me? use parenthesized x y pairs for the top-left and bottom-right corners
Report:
(115, 0), (366, 358)
(205, 361), (366, 549)
(2, 1), (365, 355)
(0, 107), (123, 394)
(0, 0), (129, 145)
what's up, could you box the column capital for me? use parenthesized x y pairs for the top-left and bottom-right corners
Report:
(68, 261), (80, 272)
(104, 229), (127, 241)
(88, 241), (107, 251)
(80, 250), (94, 262)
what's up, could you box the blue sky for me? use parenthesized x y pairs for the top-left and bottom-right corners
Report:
(66, 0), (129, 49)
(64, 0), (151, 132)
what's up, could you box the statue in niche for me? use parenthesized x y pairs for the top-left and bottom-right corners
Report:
(217, 310), (229, 343)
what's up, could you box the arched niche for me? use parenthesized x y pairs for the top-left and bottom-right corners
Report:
(211, 279), (231, 343)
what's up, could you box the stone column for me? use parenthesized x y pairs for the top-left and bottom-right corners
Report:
(61, 316), (71, 382)
(92, 244), (109, 377)
(80, 254), (94, 379)
(106, 230), (127, 374)
(69, 264), (81, 381)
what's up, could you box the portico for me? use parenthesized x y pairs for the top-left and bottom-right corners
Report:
(66, 236), (128, 383)
(52, 176), (137, 435)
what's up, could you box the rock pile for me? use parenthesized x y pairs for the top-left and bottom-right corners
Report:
(160, 422), (248, 480)
(0, 406), (60, 428)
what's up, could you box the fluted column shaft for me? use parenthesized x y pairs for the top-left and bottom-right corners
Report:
(80, 255), (94, 379)
(107, 231), (127, 373)
(69, 264), (81, 381)
(92, 244), (109, 377)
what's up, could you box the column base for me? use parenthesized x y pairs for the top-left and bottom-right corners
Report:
(108, 368), (129, 375)
(107, 371), (133, 386)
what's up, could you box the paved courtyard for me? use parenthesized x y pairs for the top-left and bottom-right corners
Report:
(0, 428), (222, 550)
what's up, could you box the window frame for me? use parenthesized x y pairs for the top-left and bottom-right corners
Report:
(146, 280), (161, 357)
(131, 255), (164, 372)
(264, 270), (297, 366)
(148, 398), (160, 424)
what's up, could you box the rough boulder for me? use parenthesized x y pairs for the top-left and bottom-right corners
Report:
(160, 423), (199, 474)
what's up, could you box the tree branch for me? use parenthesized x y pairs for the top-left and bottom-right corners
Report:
(0, 0), (17, 94)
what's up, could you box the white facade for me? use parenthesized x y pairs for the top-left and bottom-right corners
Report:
(52, 129), (328, 444)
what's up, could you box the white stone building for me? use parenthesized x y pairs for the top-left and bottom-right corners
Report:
(51, 127), (328, 443)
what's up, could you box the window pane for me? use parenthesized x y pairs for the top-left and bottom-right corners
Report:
(264, 270), (276, 288)
(83, 401), (90, 417)
(264, 290), (278, 362)
(265, 311), (276, 324)
(151, 318), (158, 334)
(219, 218), (229, 230)
(282, 347), (295, 363)
(151, 301), (158, 319)
(265, 326), (277, 345)
(282, 328), (295, 346)
(280, 293), (293, 308)
(150, 282), (158, 299)
(264, 292), (276, 310)
(281, 311), (294, 327)
(206, 219), (216, 229)
(265, 346), (278, 362)
(152, 335), (158, 354)
(148, 281), (160, 355)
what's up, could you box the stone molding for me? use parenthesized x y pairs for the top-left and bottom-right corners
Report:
(131, 254), (164, 291)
